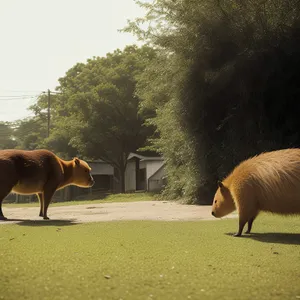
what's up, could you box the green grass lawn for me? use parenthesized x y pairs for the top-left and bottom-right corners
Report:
(3, 192), (156, 208)
(1, 215), (300, 300)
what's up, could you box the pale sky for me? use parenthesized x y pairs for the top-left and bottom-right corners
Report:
(0, 0), (146, 122)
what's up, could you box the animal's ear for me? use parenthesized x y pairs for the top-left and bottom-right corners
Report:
(74, 157), (80, 166)
(218, 181), (224, 189)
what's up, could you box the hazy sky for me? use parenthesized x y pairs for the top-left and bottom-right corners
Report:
(0, 0), (146, 122)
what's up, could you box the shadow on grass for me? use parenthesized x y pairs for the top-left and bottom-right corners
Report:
(1, 219), (78, 227)
(225, 232), (300, 245)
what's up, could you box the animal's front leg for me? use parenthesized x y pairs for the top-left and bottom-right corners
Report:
(234, 202), (259, 237)
(245, 214), (258, 234)
(37, 193), (44, 217)
(234, 218), (247, 237)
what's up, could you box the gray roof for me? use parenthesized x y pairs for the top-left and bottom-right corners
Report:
(128, 153), (164, 162)
(87, 152), (164, 164)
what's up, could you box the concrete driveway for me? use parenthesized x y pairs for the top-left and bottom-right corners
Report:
(1, 201), (237, 224)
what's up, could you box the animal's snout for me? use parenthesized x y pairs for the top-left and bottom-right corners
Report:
(211, 211), (215, 216)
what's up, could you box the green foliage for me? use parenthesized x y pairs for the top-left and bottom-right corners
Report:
(6, 46), (158, 194)
(11, 93), (53, 151)
(124, 2), (203, 202)
(125, 0), (300, 203)
(42, 45), (158, 191)
(0, 122), (17, 149)
(13, 117), (47, 150)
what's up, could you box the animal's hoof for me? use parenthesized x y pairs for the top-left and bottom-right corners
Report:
(233, 233), (242, 237)
(245, 231), (251, 234)
(0, 216), (8, 221)
(43, 216), (50, 220)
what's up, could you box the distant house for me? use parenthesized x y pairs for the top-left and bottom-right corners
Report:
(72, 153), (165, 196)
(4, 153), (165, 203)
(124, 153), (165, 192)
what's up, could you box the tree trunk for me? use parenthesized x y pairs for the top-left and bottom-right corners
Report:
(120, 166), (126, 193)
(118, 152), (128, 193)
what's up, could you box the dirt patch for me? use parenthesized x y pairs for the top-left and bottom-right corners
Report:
(1, 201), (237, 224)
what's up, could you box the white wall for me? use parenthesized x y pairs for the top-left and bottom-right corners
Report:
(140, 161), (146, 169)
(144, 160), (164, 190)
(125, 160), (136, 192)
(148, 166), (165, 192)
(89, 158), (165, 192)
(89, 162), (114, 175)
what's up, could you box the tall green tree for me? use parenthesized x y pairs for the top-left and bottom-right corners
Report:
(13, 93), (49, 151)
(48, 45), (157, 192)
(123, 1), (203, 202)
(13, 117), (47, 150)
(0, 122), (17, 149)
(135, 50), (200, 201)
(124, 0), (300, 203)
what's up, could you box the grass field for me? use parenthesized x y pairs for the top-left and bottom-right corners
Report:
(1, 214), (300, 300)
(3, 192), (156, 208)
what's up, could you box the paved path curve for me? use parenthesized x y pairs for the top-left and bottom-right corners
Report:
(1, 201), (237, 224)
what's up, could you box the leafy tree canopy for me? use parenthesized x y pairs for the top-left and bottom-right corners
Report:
(47, 45), (157, 192)
(124, 0), (300, 203)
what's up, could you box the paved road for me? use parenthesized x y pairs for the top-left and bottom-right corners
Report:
(1, 201), (237, 224)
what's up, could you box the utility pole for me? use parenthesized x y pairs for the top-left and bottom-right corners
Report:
(47, 89), (50, 137)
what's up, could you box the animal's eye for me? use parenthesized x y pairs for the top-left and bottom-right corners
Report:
(214, 200), (217, 204)
(85, 170), (88, 173)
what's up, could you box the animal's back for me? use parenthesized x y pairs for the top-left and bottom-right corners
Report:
(0, 149), (63, 194)
(226, 148), (300, 215)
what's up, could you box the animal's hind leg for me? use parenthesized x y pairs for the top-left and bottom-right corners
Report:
(42, 184), (57, 220)
(37, 193), (44, 217)
(0, 188), (13, 220)
(234, 199), (259, 237)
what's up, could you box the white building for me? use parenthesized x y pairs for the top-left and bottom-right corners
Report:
(74, 153), (165, 195)
(125, 153), (165, 192)
(83, 153), (165, 194)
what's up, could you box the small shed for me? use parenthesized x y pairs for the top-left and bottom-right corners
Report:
(126, 153), (165, 192)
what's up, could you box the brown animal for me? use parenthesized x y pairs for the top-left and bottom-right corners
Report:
(211, 148), (300, 236)
(0, 149), (94, 220)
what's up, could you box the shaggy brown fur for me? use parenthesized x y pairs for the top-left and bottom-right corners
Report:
(211, 148), (300, 236)
(0, 149), (94, 220)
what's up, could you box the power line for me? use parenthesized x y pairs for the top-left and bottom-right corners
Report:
(0, 90), (59, 133)
(0, 97), (37, 102)
(0, 92), (43, 101)
(0, 95), (37, 98)
(0, 90), (44, 93)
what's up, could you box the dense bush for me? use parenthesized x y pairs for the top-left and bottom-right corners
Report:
(126, 0), (300, 203)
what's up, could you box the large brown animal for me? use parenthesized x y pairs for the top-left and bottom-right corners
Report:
(0, 149), (94, 220)
(211, 148), (300, 236)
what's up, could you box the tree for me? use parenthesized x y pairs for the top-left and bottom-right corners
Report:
(0, 122), (17, 149)
(13, 118), (46, 150)
(48, 45), (157, 192)
(12, 93), (49, 151)
(135, 50), (200, 201)
(124, 0), (300, 203)
(123, 1), (204, 202)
